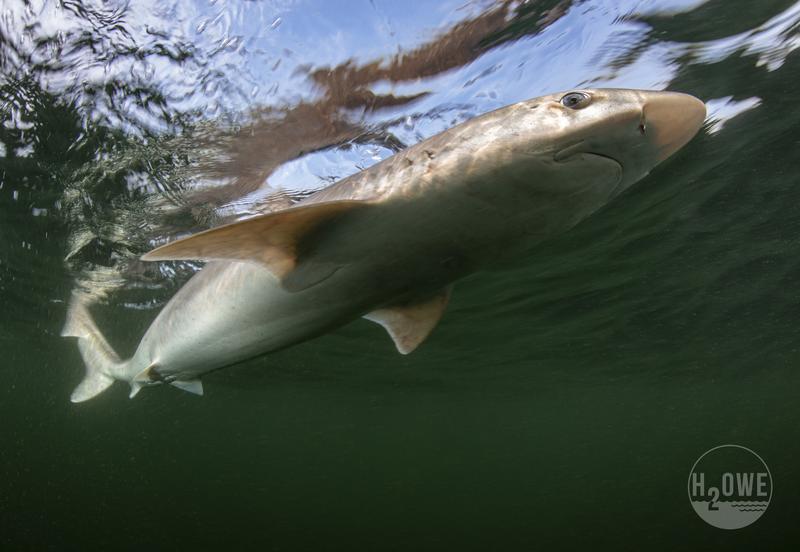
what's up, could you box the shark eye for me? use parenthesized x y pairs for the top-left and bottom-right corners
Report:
(560, 92), (591, 110)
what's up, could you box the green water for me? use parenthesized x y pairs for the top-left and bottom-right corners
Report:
(2, 0), (800, 549)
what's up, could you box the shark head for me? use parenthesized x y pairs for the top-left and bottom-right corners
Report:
(455, 88), (706, 240)
(518, 88), (706, 195)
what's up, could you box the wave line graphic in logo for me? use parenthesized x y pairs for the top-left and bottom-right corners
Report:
(688, 444), (772, 530)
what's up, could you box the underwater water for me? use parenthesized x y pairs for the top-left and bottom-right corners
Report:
(2, 0), (800, 548)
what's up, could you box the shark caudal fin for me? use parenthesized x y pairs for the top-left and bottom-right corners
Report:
(61, 295), (128, 403)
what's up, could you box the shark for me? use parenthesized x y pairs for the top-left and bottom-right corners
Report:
(62, 88), (706, 402)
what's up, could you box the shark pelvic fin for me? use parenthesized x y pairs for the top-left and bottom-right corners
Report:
(130, 364), (204, 397)
(141, 200), (369, 287)
(364, 286), (452, 355)
(128, 362), (159, 399)
(133, 362), (158, 383)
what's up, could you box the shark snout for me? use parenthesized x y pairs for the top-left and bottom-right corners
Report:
(642, 91), (706, 162)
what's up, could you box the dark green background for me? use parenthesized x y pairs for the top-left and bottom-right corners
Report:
(2, 0), (800, 549)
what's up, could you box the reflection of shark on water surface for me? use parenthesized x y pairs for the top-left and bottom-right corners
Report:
(62, 88), (706, 402)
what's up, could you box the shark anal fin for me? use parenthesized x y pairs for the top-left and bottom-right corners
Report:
(141, 200), (369, 286)
(171, 380), (204, 396)
(364, 286), (452, 355)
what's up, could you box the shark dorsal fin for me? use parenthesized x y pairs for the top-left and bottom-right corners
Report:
(364, 286), (452, 354)
(141, 200), (368, 286)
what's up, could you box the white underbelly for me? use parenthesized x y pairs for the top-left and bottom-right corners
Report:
(131, 262), (344, 379)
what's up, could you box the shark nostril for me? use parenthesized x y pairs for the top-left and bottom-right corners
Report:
(638, 122), (647, 135)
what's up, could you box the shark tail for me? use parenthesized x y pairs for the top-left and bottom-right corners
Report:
(61, 295), (129, 403)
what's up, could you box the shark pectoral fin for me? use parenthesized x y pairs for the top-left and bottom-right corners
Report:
(364, 286), (452, 355)
(140, 200), (369, 283)
(171, 380), (204, 396)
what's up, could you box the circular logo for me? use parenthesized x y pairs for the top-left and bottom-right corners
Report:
(688, 444), (772, 530)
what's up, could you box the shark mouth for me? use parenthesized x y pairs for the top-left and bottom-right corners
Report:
(553, 139), (622, 169)
(552, 139), (624, 195)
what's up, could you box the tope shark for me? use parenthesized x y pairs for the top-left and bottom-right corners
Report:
(62, 88), (706, 402)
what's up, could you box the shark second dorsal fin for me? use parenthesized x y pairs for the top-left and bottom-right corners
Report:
(141, 200), (368, 285)
(364, 286), (452, 355)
